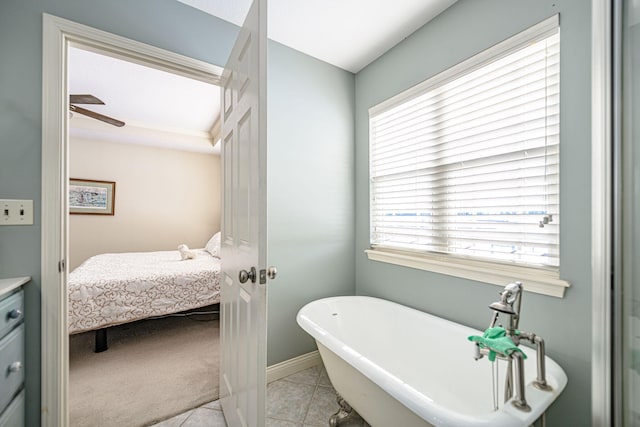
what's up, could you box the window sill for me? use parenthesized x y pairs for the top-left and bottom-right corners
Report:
(365, 248), (570, 298)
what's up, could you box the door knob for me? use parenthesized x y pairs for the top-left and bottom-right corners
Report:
(8, 361), (22, 374)
(239, 267), (257, 284)
(267, 266), (277, 280)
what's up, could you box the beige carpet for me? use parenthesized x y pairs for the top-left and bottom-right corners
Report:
(69, 309), (219, 427)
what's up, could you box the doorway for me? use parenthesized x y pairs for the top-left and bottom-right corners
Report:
(66, 44), (223, 425)
(41, 14), (226, 426)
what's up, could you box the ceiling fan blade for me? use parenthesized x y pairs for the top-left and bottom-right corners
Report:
(69, 94), (105, 105)
(70, 105), (125, 127)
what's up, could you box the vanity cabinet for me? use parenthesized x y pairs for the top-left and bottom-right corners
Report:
(0, 277), (29, 427)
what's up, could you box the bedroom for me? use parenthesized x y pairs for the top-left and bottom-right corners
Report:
(64, 45), (224, 425)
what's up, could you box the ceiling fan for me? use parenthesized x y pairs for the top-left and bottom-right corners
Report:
(69, 94), (125, 127)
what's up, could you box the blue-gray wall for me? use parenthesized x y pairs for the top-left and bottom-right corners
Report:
(354, 1), (591, 425)
(267, 41), (355, 365)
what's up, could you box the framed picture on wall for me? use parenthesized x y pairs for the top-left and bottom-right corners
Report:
(69, 178), (116, 215)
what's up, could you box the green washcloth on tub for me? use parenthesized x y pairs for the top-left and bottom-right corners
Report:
(468, 326), (527, 362)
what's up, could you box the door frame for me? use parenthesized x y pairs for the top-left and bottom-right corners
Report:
(590, 0), (614, 425)
(41, 14), (224, 426)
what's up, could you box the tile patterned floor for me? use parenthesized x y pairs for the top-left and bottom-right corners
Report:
(150, 400), (226, 427)
(151, 364), (368, 427)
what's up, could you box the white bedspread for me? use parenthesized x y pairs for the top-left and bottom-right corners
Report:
(68, 249), (221, 334)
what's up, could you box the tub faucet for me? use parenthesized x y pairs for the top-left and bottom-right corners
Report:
(472, 281), (553, 413)
(488, 282), (552, 392)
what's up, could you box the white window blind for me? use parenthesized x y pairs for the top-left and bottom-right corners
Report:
(369, 17), (560, 268)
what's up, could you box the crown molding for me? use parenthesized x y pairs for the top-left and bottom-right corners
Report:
(69, 115), (219, 154)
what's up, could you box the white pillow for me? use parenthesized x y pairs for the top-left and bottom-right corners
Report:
(205, 232), (221, 258)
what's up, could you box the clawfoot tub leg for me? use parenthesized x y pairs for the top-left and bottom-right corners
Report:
(329, 394), (354, 426)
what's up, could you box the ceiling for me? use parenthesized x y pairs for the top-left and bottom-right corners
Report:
(68, 47), (221, 154)
(177, 0), (458, 73)
(68, 1), (458, 153)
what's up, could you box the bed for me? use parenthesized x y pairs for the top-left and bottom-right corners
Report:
(68, 235), (221, 351)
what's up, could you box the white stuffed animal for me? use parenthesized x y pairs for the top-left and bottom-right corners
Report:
(177, 244), (196, 260)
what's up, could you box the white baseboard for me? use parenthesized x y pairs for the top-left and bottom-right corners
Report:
(266, 350), (322, 383)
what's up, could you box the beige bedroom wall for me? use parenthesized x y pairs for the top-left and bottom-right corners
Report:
(69, 137), (221, 270)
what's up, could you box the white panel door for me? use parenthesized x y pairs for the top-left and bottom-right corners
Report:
(219, 0), (268, 426)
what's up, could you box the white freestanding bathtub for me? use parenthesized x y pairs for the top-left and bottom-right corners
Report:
(296, 296), (567, 427)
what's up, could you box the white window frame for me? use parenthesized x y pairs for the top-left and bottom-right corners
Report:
(366, 15), (570, 298)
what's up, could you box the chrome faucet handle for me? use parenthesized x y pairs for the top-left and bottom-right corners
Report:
(473, 343), (483, 360)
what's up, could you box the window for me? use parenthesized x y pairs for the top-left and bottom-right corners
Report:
(368, 16), (568, 296)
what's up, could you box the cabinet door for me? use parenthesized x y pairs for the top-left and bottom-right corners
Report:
(0, 390), (24, 427)
(0, 291), (23, 340)
(0, 325), (24, 414)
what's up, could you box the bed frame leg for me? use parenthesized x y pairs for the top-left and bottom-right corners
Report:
(95, 328), (108, 353)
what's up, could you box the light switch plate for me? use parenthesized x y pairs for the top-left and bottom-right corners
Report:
(1, 199), (34, 225)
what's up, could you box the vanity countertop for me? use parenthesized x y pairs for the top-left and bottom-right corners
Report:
(0, 277), (30, 298)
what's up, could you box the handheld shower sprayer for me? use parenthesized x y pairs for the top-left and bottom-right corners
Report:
(488, 281), (523, 333)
